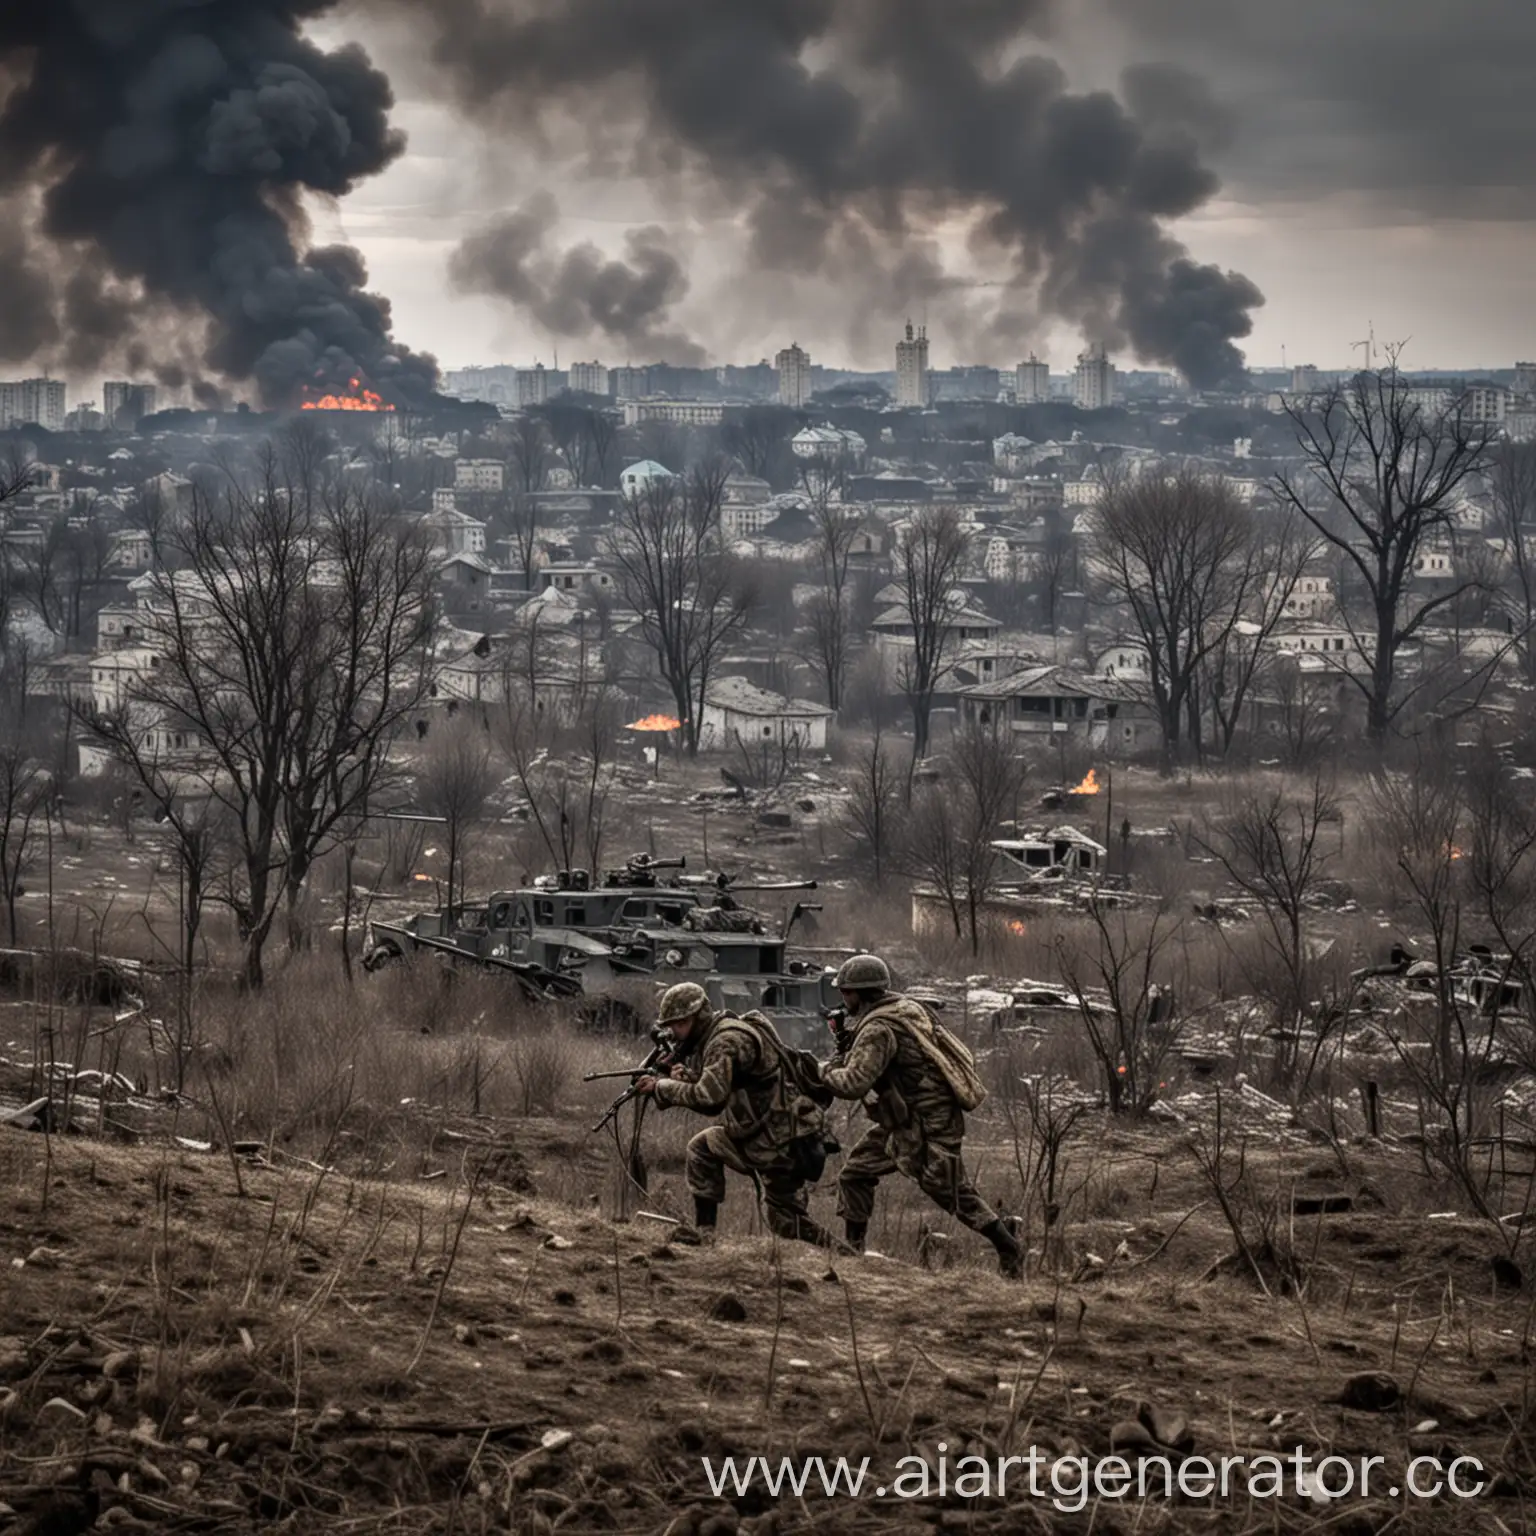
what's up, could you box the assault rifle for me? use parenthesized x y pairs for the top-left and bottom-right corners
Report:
(584, 1025), (683, 1133)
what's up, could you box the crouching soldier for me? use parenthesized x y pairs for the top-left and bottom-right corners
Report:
(819, 954), (1022, 1277)
(635, 982), (843, 1250)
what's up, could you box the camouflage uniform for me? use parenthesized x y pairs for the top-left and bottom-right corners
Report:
(820, 994), (1000, 1234)
(653, 1012), (836, 1246)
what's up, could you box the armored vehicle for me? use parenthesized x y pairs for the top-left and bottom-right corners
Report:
(363, 854), (838, 1041)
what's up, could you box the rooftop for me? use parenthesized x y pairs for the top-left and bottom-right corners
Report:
(959, 665), (1149, 703)
(704, 676), (834, 719)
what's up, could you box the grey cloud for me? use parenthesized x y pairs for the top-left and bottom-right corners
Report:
(449, 191), (708, 364)
(0, 1), (436, 405)
(1104, 0), (1536, 217)
(410, 0), (1263, 386)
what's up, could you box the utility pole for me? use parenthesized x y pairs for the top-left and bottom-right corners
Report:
(1351, 321), (1376, 373)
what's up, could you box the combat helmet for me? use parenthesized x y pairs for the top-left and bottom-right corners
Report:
(657, 981), (712, 1025)
(834, 953), (891, 991)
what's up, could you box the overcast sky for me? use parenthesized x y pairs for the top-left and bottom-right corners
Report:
(305, 0), (1533, 377)
(7, 1), (1531, 398)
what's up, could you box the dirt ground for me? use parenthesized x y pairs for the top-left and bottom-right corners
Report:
(2, 1094), (1533, 1534)
(3, 755), (1528, 1532)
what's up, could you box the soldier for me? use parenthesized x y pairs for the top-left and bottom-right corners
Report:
(635, 982), (843, 1250)
(818, 953), (1023, 1278)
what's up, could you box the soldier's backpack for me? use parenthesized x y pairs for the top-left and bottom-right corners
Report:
(870, 997), (988, 1112)
(728, 1010), (837, 1182)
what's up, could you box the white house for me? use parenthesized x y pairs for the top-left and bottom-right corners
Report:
(1282, 574), (1334, 620)
(724, 472), (772, 505)
(870, 597), (1001, 662)
(538, 561), (615, 596)
(958, 666), (1157, 753)
(454, 458), (505, 493)
(421, 507), (487, 557)
(89, 646), (163, 712)
(1094, 641), (1151, 679)
(991, 433), (1036, 473)
(1268, 621), (1355, 661)
(95, 604), (151, 650)
(1413, 547), (1456, 582)
(619, 459), (676, 498)
(699, 677), (834, 753)
(622, 401), (725, 427)
(1063, 476), (1102, 508)
(791, 425), (866, 461)
(107, 528), (152, 571)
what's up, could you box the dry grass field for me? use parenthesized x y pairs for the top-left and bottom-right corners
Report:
(2, 753), (1535, 1532)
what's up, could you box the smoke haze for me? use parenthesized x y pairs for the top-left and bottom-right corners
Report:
(0, 1), (437, 405)
(449, 192), (708, 365)
(423, 0), (1263, 387)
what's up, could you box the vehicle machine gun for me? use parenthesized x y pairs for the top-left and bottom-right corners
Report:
(600, 853), (688, 890)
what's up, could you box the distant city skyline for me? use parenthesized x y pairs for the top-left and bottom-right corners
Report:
(4, 2), (1531, 409)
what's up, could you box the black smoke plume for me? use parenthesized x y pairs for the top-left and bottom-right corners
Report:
(0, 1), (436, 405)
(449, 192), (707, 364)
(413, 0), (1263, 388)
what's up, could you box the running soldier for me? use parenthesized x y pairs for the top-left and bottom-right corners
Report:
(635, 982), (842, 1249)
(818, 954), (1022, 1277)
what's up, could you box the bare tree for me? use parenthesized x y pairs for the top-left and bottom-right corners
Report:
(893, 505), (971, 763)
(1367, 762), (1518, 1222)
(0, 726), (49, 945)
(1370, 764), (1465, 1079)
(1199, 510), (1318, 756)
(82, 704), (228, 977)
(1486, 440), (1536, 682)
(1055, 901), (1184, 1115)
(1033, 513), (1078, 635)
(901, 719), (1025, 953)
(0, 455), (37, 702)
(798, 453), (859, 710)
(631, 420), (688, 474)
(723, 405), (800, 486)
(0, 449), (34, 507)
(606, 460), (754, 756)
(54, 500), (115, 641)
(1275, 366), (1495, 743)
(1197, 777), (1341, 1094)
(497, 684), (622, 875)
(843, 727), (903, 886)
(1269, 657), (1337, 767)
(416, 716), (498, 915)
(950, 719), (1027, 954)
(80, 452), (437, 988)
(1462, 746), (1536, 1024)
(584, 410), (621, 489)
(537, 402), (592, 488)
(507, 415), (550, 587)
(1091, 465), (1262, 767)
(903, 780), (966, 938)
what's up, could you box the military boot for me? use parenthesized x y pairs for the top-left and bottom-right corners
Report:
(793, 1216), (857, 1256)
(673, 1197), (718, 1247)
(981, 1218), (1024, 1279)
(844, 1220), (868, 1253)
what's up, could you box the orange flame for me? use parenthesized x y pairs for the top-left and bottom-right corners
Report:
(1006, 919), (1027, 936)
(627, 714), (682, 732)
(300, 377), (395, 412)
(1448, 844), (1465, 861)
(1071, 768), (1101, 795)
